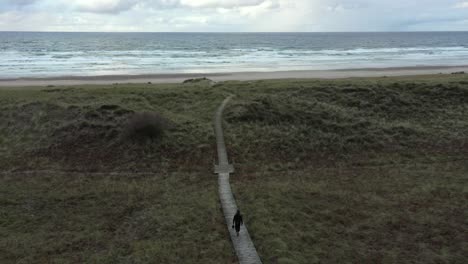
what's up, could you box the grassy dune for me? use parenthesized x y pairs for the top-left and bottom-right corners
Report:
(1, 75), (467, 263)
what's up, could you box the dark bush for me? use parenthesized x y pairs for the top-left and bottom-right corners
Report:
(123, 112), (169, 142)
(182, 77), (212, 84)
(100, 104), (120, 111)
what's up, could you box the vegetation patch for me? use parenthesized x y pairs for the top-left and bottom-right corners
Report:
(0, 74), (467, 263)
(123, 112), (171, 142)
(183, 77), (215, 85)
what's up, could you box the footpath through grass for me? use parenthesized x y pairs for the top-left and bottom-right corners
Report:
(1, 75), (467, 263)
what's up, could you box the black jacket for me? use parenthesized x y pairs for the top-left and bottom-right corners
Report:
(233, 213), (243, 227)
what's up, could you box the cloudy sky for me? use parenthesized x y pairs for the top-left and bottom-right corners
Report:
(0, 0), (467, 32)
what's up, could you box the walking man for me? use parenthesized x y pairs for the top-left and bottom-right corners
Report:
(232, 209), (243, 237)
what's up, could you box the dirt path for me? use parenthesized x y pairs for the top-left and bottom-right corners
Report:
(214, 96), (262, 264)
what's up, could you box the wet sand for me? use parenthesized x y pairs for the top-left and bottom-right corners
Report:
(0, 65), (467, 87)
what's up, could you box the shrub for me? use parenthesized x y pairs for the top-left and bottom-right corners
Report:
(123, 112), (169, 142)
(182, 77), (213, 84)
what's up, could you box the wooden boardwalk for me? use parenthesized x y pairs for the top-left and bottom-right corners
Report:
(214, 96), (262, 264)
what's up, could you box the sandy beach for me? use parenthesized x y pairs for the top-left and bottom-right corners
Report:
(0, 65), (467, 87)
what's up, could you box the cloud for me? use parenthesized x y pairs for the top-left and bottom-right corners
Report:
(178, 0), (266, 8)
(7, 0), (38, 6)
(237, 0), (280, 18)
(454, 1), (468, 8)
(326, 1), (368, 12)
(0, 0), (468, 32)
(67, 0), (276, 14)
(72, 0), (139, 14)
(0, 11), (25, 25)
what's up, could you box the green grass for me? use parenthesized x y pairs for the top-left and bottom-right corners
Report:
(233, 162), (467, 263)
(0, 170), (233, 263)
(1, 74), (467, 263)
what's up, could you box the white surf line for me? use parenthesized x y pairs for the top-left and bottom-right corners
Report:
(214, 96), (262, 264)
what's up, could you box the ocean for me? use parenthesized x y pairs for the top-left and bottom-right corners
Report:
(1, 32), (468, 78)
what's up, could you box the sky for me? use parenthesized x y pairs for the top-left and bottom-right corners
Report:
(0, 0), (467, 32)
